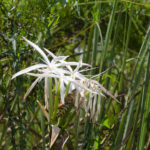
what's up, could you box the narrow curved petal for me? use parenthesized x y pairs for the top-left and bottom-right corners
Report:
(44, 48), (56, 58)
(26, 73), (62, 79)
(12, 64), (47, 79)
(44, 48), (69, 62)
(60, 78), (65, 104)
(23, 37), (51, 66)
(64, 76), (96, 94)
(61, 62), (91, 67)
(24, 77), (43, 100)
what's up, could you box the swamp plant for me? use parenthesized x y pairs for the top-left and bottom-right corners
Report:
(12, 37), (118, 148)
(1, 0), (150, 149)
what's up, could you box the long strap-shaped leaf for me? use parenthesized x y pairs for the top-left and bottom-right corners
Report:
(138, 49), (150, 150)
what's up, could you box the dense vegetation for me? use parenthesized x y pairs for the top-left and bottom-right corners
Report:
(0, 0), (150, 149)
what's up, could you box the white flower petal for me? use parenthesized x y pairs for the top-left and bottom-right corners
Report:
(74, 58), (82, 72)
(44, 48), (69, 62)
(64, 76), (96, 94)
(92, 95), (97, 119)
(12, 64), (47, 79)
(24, 77), (43, 100)
(61, 62), (91, 67)
(26, 72), (60, 78)
(60, 79), (65, 104)
(96, 95), (101, 121)
(44, 48), (56, 58)
(23, 37), (51, 66)
(45, 77), (49, 109)
(65, 65), (73, 72)
(52, 56), (69, 63)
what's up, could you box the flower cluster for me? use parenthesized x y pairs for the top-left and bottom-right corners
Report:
(12, 37), (118, 120)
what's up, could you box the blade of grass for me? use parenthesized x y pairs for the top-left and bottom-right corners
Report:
(119, 8), (132, 94)
(128, 24), (150, 98)
(118, 5), (133, 149)
(74, 110), (80, 150)
(138, 49), (150, 150)
(85, 25), (94, 64)
(125, 93), (142, 150)
(114, 24), (150, 149)
(91, 24), (99, 74)
(97, 2), (118, 145)
(105, 5), (122, 89)
(52, 81), (60, 122)
(40, 109), (46, 150)
(113, 110), (128, 149)
(113, 42), (149, 149)
(104, 6), (123, 127)
(99, 0), (118, 73)
(82, 116), (93, 150)
(49, 78), (53, 122)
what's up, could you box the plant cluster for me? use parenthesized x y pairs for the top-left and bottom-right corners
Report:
(1, 0), (150, 149)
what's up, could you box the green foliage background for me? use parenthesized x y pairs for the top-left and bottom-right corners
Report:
(1, 0), (150, 149)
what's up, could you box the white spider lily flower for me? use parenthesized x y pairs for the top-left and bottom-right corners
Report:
(12, 37), (118, 118)
(11, 37), (93, 103)
(12, 38), (84, 80)
(12, 38), (71, 102)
